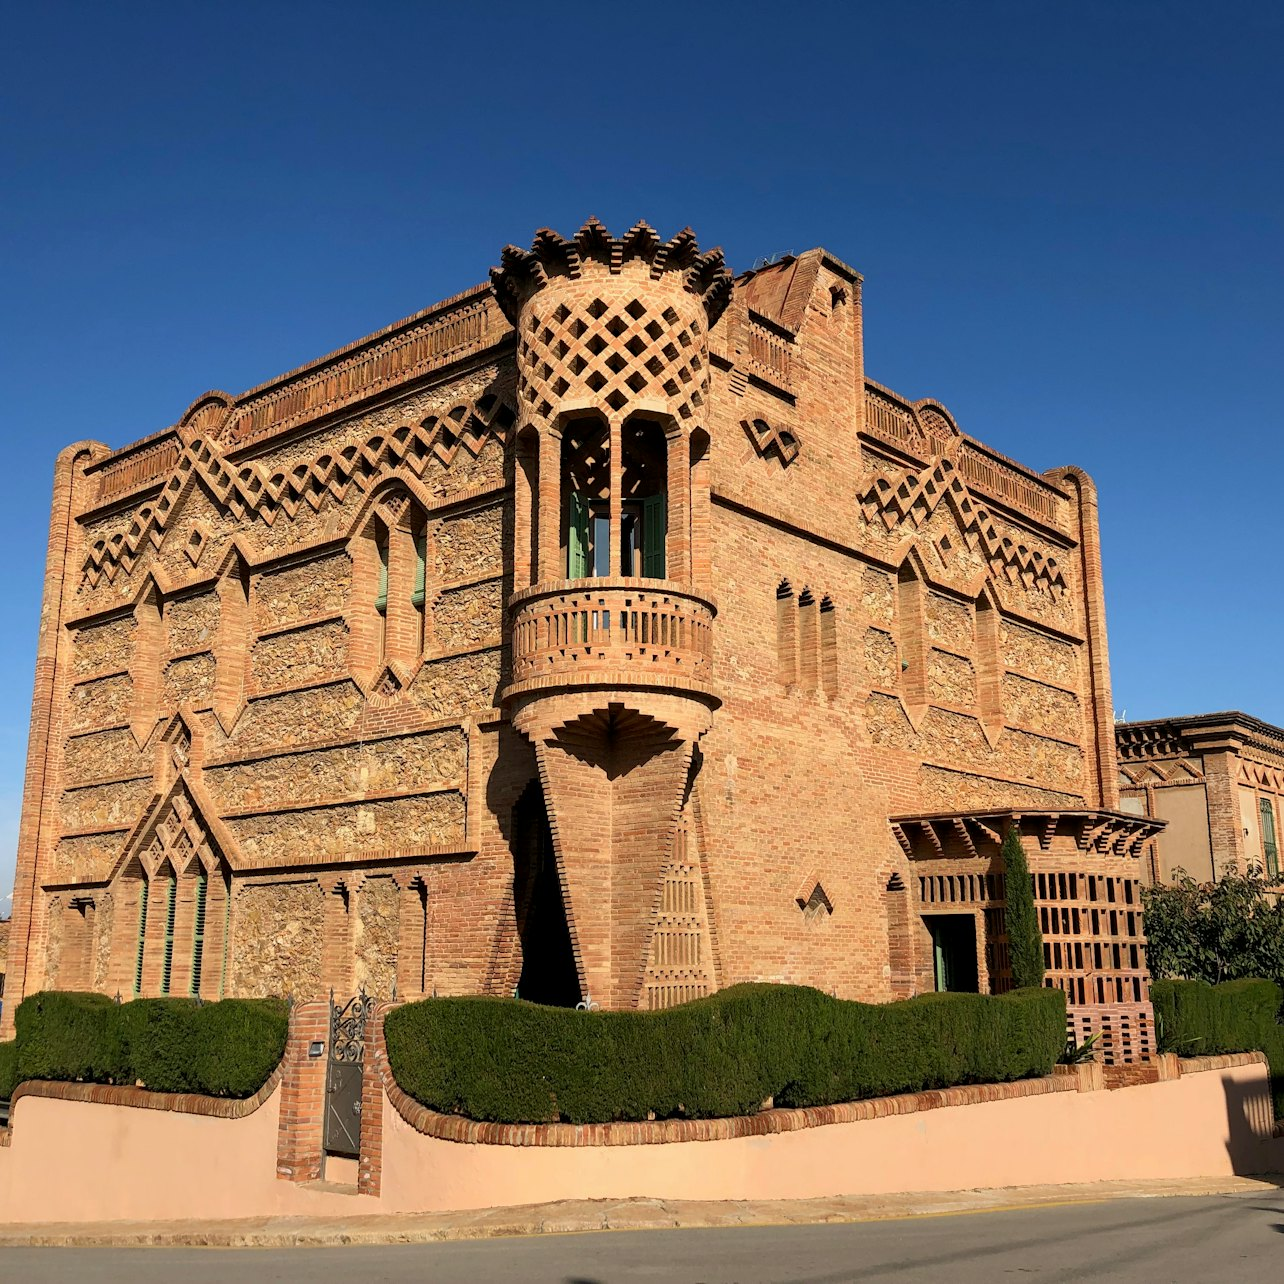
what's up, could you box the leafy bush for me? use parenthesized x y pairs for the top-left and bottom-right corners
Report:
(14, 991), (128, 1086)
(385, 983), (1067, 1125)
(1002, 826), (1044, 989)
(0, 1039), (17, 1101)
(1152, 977), (1284, 1117)
(1143, 867), (1284, 989)
(11, 992), (287, 1098)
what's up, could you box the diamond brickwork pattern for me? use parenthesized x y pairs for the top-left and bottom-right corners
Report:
(518, 294), (709, 426)
(82, 395), (515, 586)
(859, 455), (1067, 597)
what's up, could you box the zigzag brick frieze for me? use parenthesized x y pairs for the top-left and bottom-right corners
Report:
(82, 394), (516, 585)
(858, 454), (1067, 596)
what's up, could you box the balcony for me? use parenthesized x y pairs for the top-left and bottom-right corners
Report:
(505, 579), (717, 704)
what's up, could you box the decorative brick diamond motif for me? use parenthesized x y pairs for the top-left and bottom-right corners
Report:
(518, 294), (709, 425)
(858, 455), (1067, 597)
(82, 394), (516, 585)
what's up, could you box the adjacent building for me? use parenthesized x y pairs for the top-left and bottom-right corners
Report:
(1118, 712), (1284, 884)
(3, 219), (1159, 1059)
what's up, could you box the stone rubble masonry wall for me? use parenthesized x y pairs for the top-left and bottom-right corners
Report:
(4, 223), (1128, 1049)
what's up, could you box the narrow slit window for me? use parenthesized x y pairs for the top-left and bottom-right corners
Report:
(375, 522), (390, 614)
(134, 879), (149, 995)
(1261, 797), (1279, 880)
(190, 871), (208, 996)
(160, 872), (177, 995)
(411, 524), (427, 608)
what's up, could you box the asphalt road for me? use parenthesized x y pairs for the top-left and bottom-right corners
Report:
(3, 1191), (1283, 1282)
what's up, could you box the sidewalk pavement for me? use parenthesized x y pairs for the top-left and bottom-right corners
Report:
(1, 1175), (1281, 1248)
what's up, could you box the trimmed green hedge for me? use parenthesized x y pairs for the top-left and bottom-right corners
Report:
(1152, 978), (1284, 1117)
(11, 992), (288, 1099)
(0, 1039), (17, 1101)
(385, 983), (1067, 1125)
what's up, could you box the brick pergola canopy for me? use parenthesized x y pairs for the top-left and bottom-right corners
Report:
(889, 809), (1165, 861)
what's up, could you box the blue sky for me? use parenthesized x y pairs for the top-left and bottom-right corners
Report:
(2, 2), (1281, 908)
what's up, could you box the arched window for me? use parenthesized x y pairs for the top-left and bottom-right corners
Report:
(620, 419), (667, 578)
(561, 419), (609, 577)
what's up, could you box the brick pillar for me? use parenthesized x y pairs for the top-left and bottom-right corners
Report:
(536, 429), (561, 583)
(607, 416), (622, 578)
(395, 881), (427, 998)
(688, 431), (711, 587)
(1204, 750), (1247, 876)
(884, 873), (915, 999)
(276, 1000), (329, 1183)
(358, 1001), (397, 1197)
(665, 425), (688, 582)
(3, 442), (106, 1038)
(323, 884), (354, 994)
(514, 431), (537, 591)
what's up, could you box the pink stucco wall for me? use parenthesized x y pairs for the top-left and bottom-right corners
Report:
(1, 1061), (1280, 1224)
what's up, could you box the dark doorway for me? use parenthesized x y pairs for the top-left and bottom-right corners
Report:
(512, 782), (582, 1007)
(924, 914), (980, 993)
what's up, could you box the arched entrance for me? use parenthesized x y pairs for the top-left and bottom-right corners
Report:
(511, 781), (581, 1007)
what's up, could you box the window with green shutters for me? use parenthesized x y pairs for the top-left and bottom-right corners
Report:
(375, 522), (389, 613)
(160, 872), (177, 995)
(133, 879), (149, 995)
(642, 494), (666, 578)
(190, 872), (208, 996)
(412, 526), (427, 608)
(1261, 797), (1280, 880)
(568, 492), (590, 578)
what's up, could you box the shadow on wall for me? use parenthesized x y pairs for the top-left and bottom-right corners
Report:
(1222, 1069), (1281, 1175)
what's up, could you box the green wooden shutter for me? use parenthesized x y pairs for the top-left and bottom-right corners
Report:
(375, 529), (389, 612)
(1261, 798), (1279, 880)
(134, 880), (149, 995)
(568, 492), (590, 578)
(161, 874), (177, 995)
(412, 528), (427, 607)
(642, 494), (666, 578)
(190, 873), (207, 996)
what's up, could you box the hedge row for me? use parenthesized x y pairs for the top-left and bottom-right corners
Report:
(1152, 978), (1284, 1117)
(0, 1039), (16, 1102)
(385, 983), (1067, 1125)
(8, 992), (288, 1099)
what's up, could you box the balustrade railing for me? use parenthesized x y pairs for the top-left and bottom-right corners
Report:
(508, 580), (715, 693)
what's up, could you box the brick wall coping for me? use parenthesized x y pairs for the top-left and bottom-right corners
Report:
(381, 1069), (1079, 1148)
(2, 1063), (281, 1140)
(1177, 1051), (1267, 1073)
(381, 1049), (1274, 1149)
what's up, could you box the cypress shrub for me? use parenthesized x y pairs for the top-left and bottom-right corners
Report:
(0, 1039), (17, 1100)
(1152, 977), (1284, 1118)
(385, 983), (1066, 1125)
(1002, 826), (1045, 989)
(14, 992), (128, 1087)
(10, 992), (287, 1099)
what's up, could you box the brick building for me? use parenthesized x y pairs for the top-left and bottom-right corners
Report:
(1118, 712), (1283, 885)
(3, 220), (1159, 1057)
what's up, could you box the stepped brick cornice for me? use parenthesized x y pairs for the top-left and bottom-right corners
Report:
(489, 218), (734, 327)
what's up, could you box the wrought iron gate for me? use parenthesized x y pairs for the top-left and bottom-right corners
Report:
(324, 989), (373, 1158)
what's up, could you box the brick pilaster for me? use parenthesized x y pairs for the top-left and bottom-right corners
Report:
(275, 999), (329, 1183)
(3, 442), (106, 1036)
